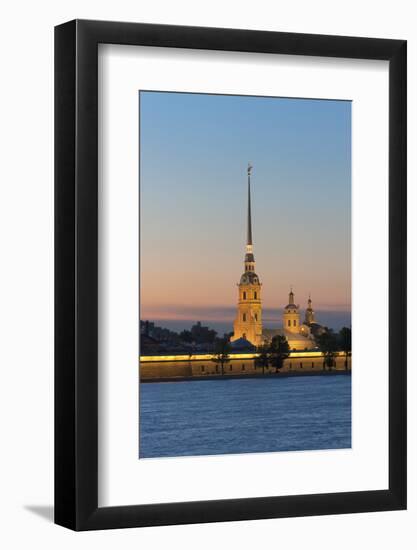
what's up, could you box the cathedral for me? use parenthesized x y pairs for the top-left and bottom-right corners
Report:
(230, 165), (324, 351)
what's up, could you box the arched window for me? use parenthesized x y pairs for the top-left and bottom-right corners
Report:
(243, 313), (246, 322)
(254, 291), (257, 299)
(293, 319), (296, 326)
(243, 291), (246, 300)
(254, 313), (258, 321)
(288, 319), (291, 327)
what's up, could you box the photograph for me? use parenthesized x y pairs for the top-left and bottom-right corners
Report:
(139, 91), (352, 459)
(0, 1), (409, 541)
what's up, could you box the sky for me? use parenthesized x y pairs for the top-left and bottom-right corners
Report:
(140, 91), (351, 332)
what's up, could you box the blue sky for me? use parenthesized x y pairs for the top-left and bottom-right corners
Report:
(140, 91), (351, 331)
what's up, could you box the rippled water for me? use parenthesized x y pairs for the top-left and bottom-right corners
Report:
(139, 375), (351, 458)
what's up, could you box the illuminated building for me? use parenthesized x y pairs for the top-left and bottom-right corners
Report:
(230, 164), (263, 346)
(231, 165), (324, 351)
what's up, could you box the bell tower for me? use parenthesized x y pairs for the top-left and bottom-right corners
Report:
(282, 288), (301, 333)
(231, 164), (263, 347)
(304, 294), (316, 325)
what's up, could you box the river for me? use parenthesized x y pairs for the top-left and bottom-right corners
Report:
(139, 374), (351, 458)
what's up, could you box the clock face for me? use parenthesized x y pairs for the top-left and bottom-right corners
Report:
(240, 272), (260, 285)
(241, 275), (259, 285)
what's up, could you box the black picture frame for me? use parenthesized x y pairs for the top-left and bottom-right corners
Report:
(55, 19), (407, 531)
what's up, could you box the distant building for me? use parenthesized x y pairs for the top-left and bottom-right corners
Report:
(231, 164), (325, 351)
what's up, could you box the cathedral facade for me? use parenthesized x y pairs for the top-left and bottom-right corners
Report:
(231, 165), (323, 351)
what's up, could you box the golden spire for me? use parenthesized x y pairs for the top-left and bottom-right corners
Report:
(247, 162), (253, 248)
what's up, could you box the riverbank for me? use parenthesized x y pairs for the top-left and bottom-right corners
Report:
(140, 369), (351, 383)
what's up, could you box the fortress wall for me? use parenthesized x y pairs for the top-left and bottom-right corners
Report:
(286, 354), (351, 371)
(140, 362), (192, 379)
(140, 354), (351, 379)
(191, 358), (257, 376)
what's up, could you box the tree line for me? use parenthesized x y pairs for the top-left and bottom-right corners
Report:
(316, 327), (351, 370)
(211, 327), (351, 375)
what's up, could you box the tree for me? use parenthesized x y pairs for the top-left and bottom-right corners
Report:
(179, 329), (193, 343)
(254, 344), (270, 375)
(338, 327), (352, 370)
(269, 334), (290, 373)
(211, 337), (231, 375)
(316, 330), (338, 370)
(191, 321), (217, 344)
(254, 335), (290, 374)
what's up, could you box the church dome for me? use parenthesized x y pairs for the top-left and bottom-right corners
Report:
(240, 271), (260, 285)
(284, 303), (299, 310)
